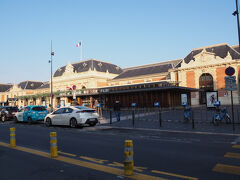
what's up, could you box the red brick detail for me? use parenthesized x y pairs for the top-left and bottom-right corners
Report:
(216, 67), (226, 89)
(175, 72), (178, 82)
(132, 80), (144, 84)
(26, 91), (34, 95)
(152, 77), (165, 82)
(186, 71), (195, 88)
(97, 82), (108, 87)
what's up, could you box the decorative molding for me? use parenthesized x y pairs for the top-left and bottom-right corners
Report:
(63, 62), (75, 76)
(180, 49), (233, 69)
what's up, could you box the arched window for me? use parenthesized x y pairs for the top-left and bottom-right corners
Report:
(199, 73), (214, 104)
(199, 73), (213, 90)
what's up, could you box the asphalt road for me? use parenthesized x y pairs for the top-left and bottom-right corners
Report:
(0, 121), (240, 180)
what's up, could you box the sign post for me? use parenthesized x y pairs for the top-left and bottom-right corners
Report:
(72, 85), (77, 105)
(225, 66), (236, 131)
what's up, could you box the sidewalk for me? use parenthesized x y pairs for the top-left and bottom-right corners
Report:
(98, 112), (240, 135)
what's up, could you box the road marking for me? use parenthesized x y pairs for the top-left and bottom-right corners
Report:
(108, 161), (123, 167)
(108, 162), (147, 172)
(58, 151), (77, 157)
(80, 156), (108, 164)
(0, 141), (166, 180)
(232, 144), (240, 149)
(152, 170), (198, 180)
(213, 163), (240, 175)
(224, 152), (240, 159)
(107, 126), (240, 136)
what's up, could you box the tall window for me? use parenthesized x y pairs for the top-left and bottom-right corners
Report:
(199, 73), (214, 90)
(199, 73), (214, 104)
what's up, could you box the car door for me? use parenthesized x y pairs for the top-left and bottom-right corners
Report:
(23, 107), (31, 122)
(16, 109), (24, 122)
(51, 108), (64, 125)
(62, 108), (74, 125)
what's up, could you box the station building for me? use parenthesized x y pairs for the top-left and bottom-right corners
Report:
(0, 43), (240, 108)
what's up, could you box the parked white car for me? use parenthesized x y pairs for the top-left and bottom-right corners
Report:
(44, 106), (99, 128)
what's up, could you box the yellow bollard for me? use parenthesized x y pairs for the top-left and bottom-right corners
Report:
(50, 132), (58, 158)
(124, 140), (134, 176)
(10, 127), (16, 148)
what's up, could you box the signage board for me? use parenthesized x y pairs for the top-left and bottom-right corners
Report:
(206, 91), (218, 108)
(181, 94), (188, 106)
(225, 76), (237, 91)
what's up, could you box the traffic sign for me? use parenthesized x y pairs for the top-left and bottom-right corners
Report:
(225, 76), (237, 91)
(72, 85), (76, 90)
(225, 66), (235, 76)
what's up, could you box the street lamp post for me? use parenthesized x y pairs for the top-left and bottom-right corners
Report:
(233, 0), (240, 52)
(49, 41), (54, 112)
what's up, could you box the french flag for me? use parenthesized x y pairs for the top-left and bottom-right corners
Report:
(76, 42), (81, 47)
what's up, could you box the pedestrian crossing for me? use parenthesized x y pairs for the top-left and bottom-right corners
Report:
(212, 137), (240, 176)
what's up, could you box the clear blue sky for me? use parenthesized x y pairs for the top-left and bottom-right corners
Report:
(0, 0), (238, 83)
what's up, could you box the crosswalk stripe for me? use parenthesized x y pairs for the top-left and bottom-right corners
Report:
(213, 163), (240, 175)
(224, 152), (240, 159)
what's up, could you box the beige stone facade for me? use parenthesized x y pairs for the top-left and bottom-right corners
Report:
(1, 43), (240, 108)
(172, 43), (240, 106)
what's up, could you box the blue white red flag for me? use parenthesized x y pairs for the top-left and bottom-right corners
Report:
(76, 42), (81, 47)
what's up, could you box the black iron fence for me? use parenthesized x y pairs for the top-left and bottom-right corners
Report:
(101, 105), (240, 131)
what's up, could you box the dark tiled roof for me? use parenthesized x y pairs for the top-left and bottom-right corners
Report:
(183, 43), (240, 65)
(18, 81), (43, 90)
(38, 82), (49, 89)
(54, 59), (123, 77)
(0, 84), (13, 92)
(231, 45), (240, 54)
(113, 60), (181, 80)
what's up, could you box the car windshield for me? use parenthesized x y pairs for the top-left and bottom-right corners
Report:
(74, 106), (92, 110)
(74, 106), (96, 113)
(6, 107), (18, 112)
(32, 106), (47, 111)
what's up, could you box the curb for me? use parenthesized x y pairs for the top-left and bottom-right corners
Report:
(95, 125), (240, 136)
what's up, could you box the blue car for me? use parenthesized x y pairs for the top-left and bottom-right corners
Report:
(14, 105), (49, 124)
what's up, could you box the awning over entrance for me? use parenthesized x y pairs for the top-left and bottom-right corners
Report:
(7, 98), (18, 102)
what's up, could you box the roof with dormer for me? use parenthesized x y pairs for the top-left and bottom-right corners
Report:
(0, 84), (13, 92)
(18, 81), (44, 90)
(177, 43), (240, 68)
(53, 59), (123, 77)
(37, 82), (49, 89)
(231, 45), (240, 54)
(113, 59), (181, 80)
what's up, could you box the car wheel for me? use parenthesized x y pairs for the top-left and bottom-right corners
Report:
(45, 118), (52, 127)
(1, 115), (6, 122)
(70, 118), (77, 128)
(14, 116), (18, 123)
(89, 122), (96, 127)
(28, 117), (32, 124)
